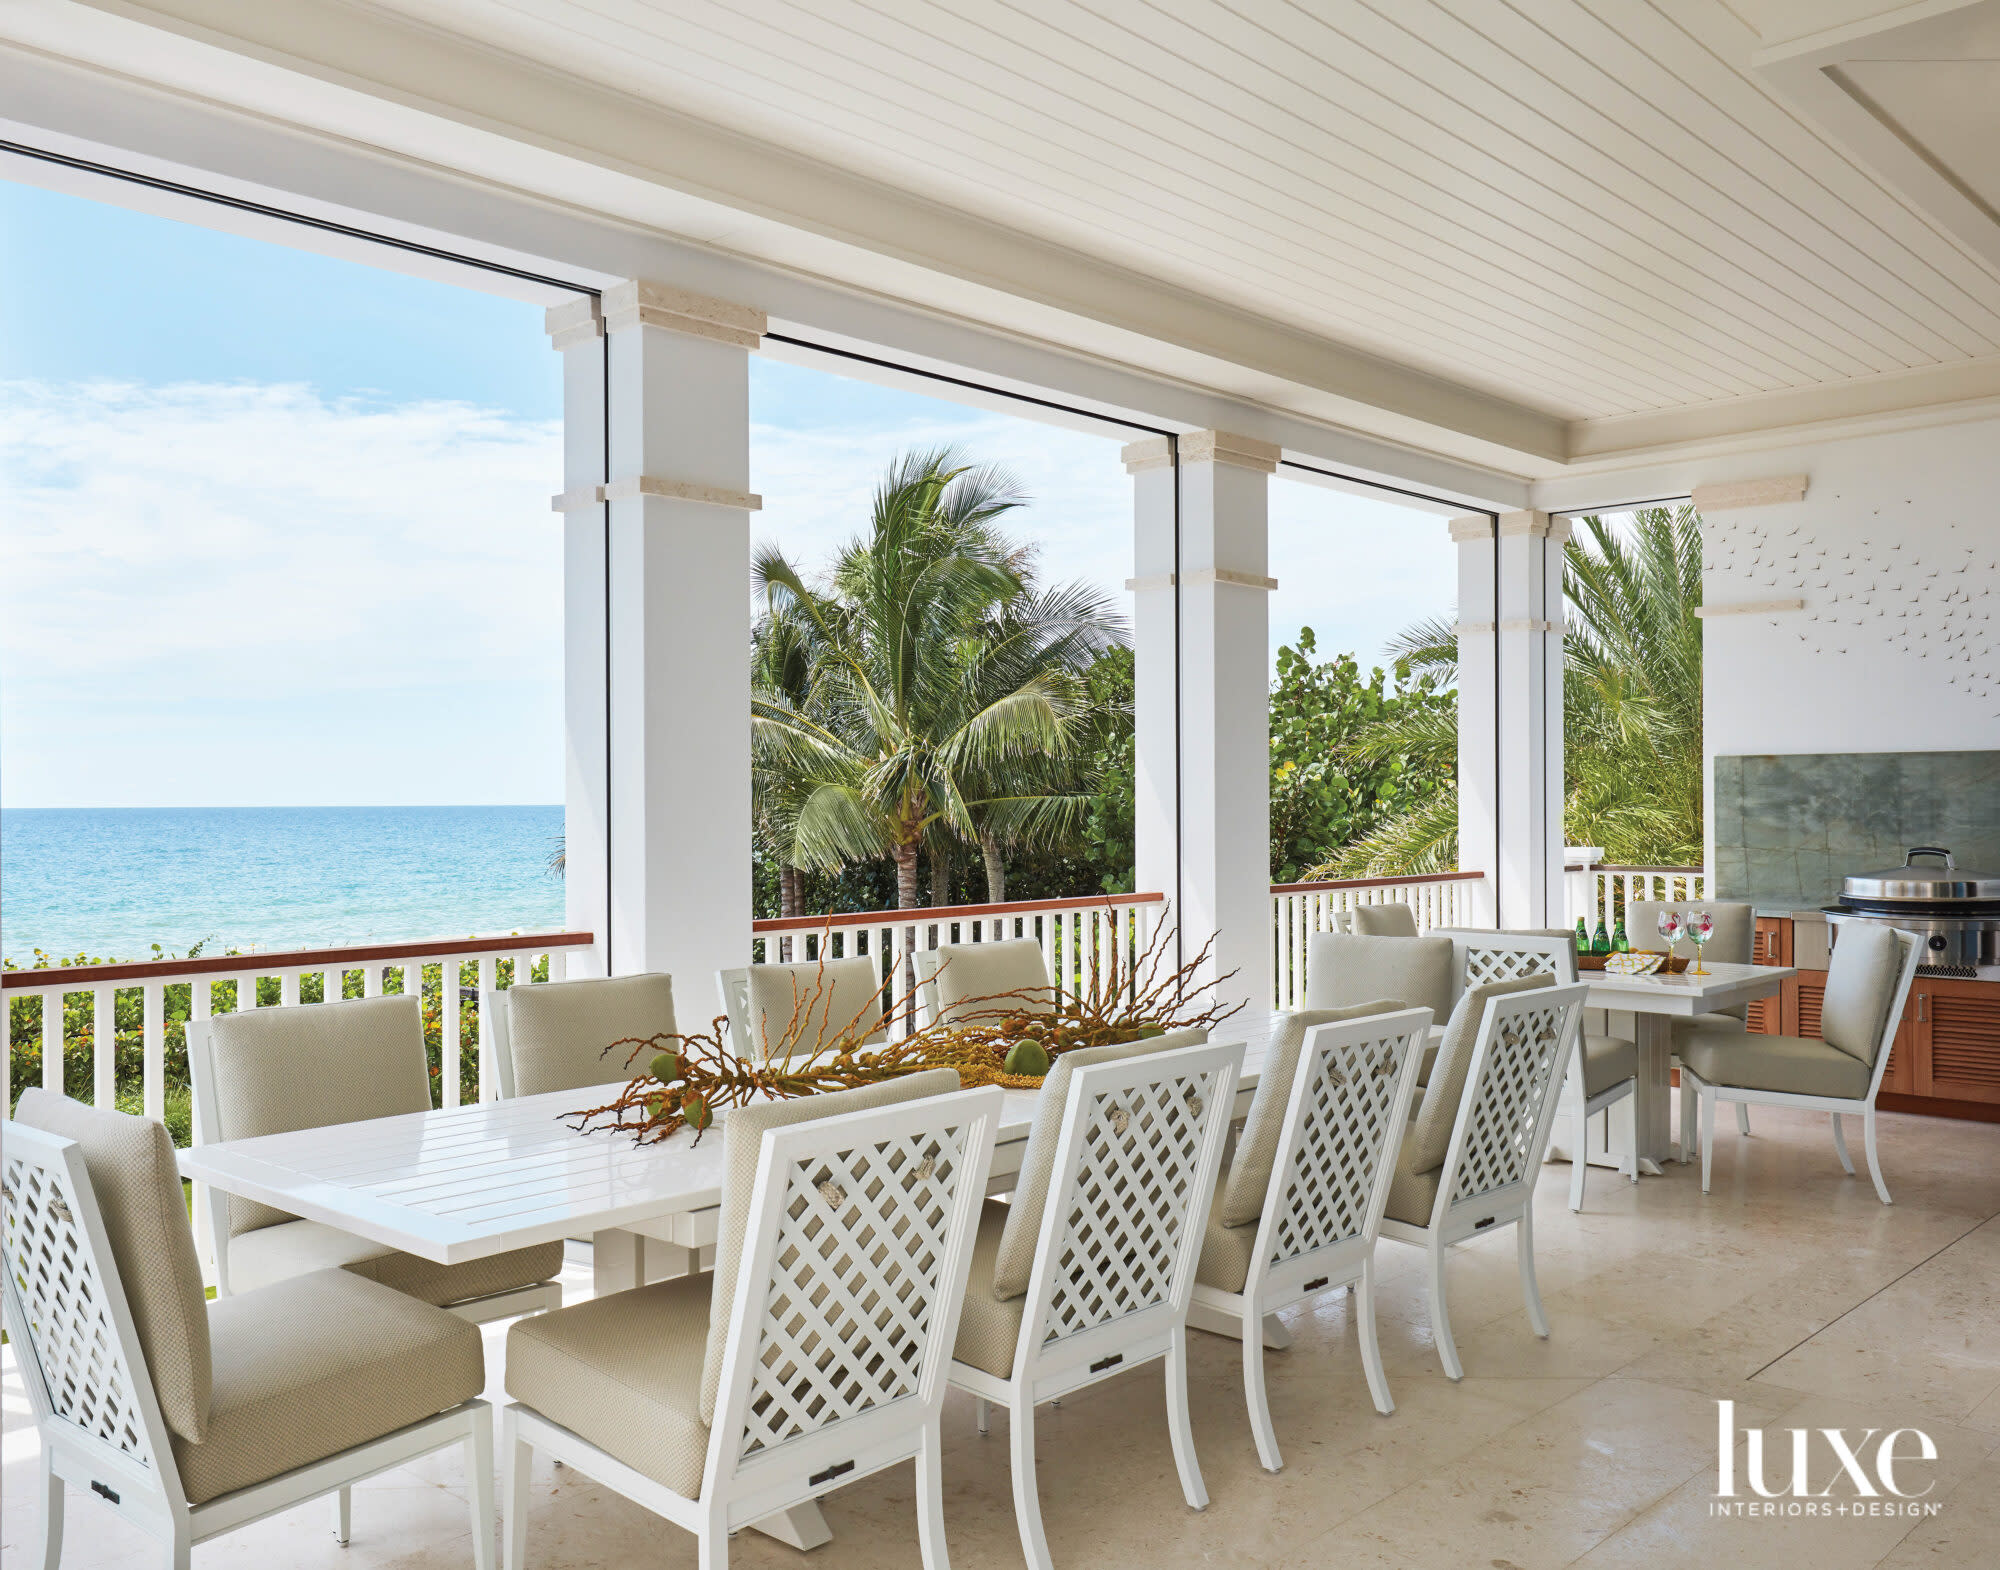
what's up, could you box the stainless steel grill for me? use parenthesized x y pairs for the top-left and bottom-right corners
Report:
(1823, 847), (2000, 973)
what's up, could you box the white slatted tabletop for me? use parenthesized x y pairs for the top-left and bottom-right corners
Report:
(176, 1012), (1287, 1271)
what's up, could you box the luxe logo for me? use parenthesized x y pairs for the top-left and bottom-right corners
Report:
(1712, 1400), (1942, 1519)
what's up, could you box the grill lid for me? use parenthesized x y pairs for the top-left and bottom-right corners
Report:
(1839, 847), (2000, 907)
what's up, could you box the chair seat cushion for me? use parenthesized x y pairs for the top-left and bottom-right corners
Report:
(1679, 1031), (1873, 1100)
(506, 1271), (713, 1500)
(174, 1267), (484, 1505)
(230, 1219), (563, 1309)
(1195, 1210), (1260, 1294)
(1670, 1011), (1747, 1043)
(1383, 1140), (1440, 1228)
(1582, 1034), (1637, 1099)
(951, 1200), (1028, 1379)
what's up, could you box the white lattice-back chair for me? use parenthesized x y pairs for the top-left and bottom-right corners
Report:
(717, 956), (891, 1063)
(500, 1078), (1004, 1570)
(1379, 982), (1588, 1380)
(1190, 1007), (1431, 1470)
(947, 1038), (1243, 1570)
(1435, 930), (1633, 1210)
(2, 1103), (496, 1570)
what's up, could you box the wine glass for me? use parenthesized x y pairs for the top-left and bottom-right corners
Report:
(1657, 908), (1682, 968)
(1688, 909), (1714, 975)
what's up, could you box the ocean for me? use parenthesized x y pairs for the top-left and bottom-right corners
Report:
(0, 805), (567, 963)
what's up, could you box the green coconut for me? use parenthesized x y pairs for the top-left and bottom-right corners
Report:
(682, 1093), (713, 1131)
(1136, 1023), (1167, 1039)
(1003, 1037), (1051, 1078)
(649, 1050), (682, 1084)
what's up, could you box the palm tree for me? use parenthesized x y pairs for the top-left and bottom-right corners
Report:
(1314, 505), (1704, 876)
(751, 448), (1126, 910)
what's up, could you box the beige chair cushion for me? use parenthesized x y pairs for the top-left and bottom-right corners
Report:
(507, 1271), (712, 1500)
(1383, 1139), (1443, 1227)
(989, 1032), (1202, 1301)
(1670, 1011), (1747, 1043)
(1194, 1208), (1262, 1294)
(1350, 904), (1419, 938)
(1679, 1030), (1873, 1100)
(206, 995), (433, 1235)
(1304, 933), (1455, 1022)
(227, 1218), (562, 1308)
(951, 1200), (1028, 1378)
(177, 1267), (484, 1505)
(14, 1091), (213, 1444)
(744, 956), (888, 1061)
(1820, 922), (1904, 1064)
(1404, 974), (1556, 1174)
(700, 1069), (962, 1424)
(1216, 1001), (1404, 1228)
(506, 972), (678, 1097)
(1629, 902), (1754, 1021)
(1582, 1034), (1637, 1099)
(931, 939), (1056, 1023)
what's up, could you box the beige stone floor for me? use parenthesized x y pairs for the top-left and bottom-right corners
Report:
(8, 1103), (2000, 1569)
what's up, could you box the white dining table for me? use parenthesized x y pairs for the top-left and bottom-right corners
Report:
(175, 1014), (1285, 1550)
(1578, 959), (1791, 1174)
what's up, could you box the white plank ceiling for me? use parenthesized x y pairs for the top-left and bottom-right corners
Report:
(370, 0), (2000, 424)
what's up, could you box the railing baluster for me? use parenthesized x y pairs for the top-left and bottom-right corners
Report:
(479, 955), (500, 1101)
(280, 969), (299, 1007)
(93, 985), (115, 1110)
(42, 988), (63, 1094)
(441, 957), (462, 1109)
(143, 981), (164, 1121)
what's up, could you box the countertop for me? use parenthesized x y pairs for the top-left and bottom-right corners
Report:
(1719, 894), (1833, 920)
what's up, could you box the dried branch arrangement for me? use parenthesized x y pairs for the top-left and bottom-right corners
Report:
(566, 909), (1241, 1145)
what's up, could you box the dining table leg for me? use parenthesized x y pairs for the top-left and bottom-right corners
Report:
(1626, 1014), (1673, 1177)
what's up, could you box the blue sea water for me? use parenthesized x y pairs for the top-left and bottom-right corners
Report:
(0, 806), (568, 963)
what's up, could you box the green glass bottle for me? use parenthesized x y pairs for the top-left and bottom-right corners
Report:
(1612, 917), (1629, 953)
(1575, 917), (1589, 954)
(1591, 918), (1611, 955)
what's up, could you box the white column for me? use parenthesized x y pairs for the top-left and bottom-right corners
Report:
(547, 295), (610, 975)
(553, 281), (764, 987)
(1454, 511), (1567, 929)
(1124, 430), (1278, 1012)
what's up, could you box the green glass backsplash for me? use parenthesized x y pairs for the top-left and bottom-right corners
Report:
(1714, 751), (2000, 905)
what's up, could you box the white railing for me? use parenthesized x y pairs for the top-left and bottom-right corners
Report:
(752, 893), (1167, 1037)
(1269, 872), (1487, 1011)
(1566, 862), (1711, 934)
(3, 930), (595, 1124)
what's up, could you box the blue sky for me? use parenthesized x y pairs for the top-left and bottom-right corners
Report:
(1, 179), (1455, 809)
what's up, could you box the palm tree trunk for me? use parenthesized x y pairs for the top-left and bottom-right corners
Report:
(892, 842), (922, 909)
(980, 830), (1006, 905)
(930, 844), (953, 909)
(778, 865), (803, 962)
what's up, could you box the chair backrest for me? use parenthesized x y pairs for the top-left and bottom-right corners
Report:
(734, 956), (891, 1063)
(1304, 932), (1455, 1019)
(1827, 924), (1924, 1084)
(496, 972), (677, 1098)
(1428, 982), (1588, 1233)
(1241, 1008), (1431, 1294)
(1350, 903), (1419, 938)
(190, 993), (432, 1239)
(1012, 1039), (1243, 1381)
(704, 1083), (1003, 1508)
(1, 1112), (195, 1508)
(923, 938), (1056, 1026)
(715, 968), (754, 1058)
(1432, 929), (1577, 1013)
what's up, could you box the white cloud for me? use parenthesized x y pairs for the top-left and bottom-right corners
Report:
(1, 380), (565, 806)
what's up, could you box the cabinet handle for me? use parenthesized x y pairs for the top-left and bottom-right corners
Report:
(1917, 992), (1927, 1024)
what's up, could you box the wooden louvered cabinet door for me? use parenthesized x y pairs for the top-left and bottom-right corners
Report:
(1748, 918), (1789, 1035)
(1910, 980), (2000, 1104)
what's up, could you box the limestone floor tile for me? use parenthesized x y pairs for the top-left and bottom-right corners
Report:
(1874, 1452), (2000, 1569)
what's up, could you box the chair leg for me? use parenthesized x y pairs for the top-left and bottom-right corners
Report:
(333, 1484), (351, 1544)
(1700, 1090), (1716, 1193)
(697, 1501), (731, 1570)
(915, 1420), (950, 1570)
(467, 1408), (496, 1570)
(1358, 1254), (1394, 1417)
(1165, 1326), (1208, 1510)
(1567, 1111), (1587, 1213)
(1864, 1109), (1892, 1205)
(1736, 1103), (1752, 1137)
(975, 1395), (990, 1436)
(35, 1449), (62, 1570)
(1517, 1208), (1549, 1339)
(1678, 1067), (1696, 1163)
(502, 1407), (531, 1570)
(1241, 1298), (1281, 1472)
(1426, 1239), (1462, 1381)
(1831, 1112), (1854, 1174)
(1008, 1395), (1055, 1570)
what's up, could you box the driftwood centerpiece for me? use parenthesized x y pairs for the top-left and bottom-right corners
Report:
(566, 914), (1241, 1145)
